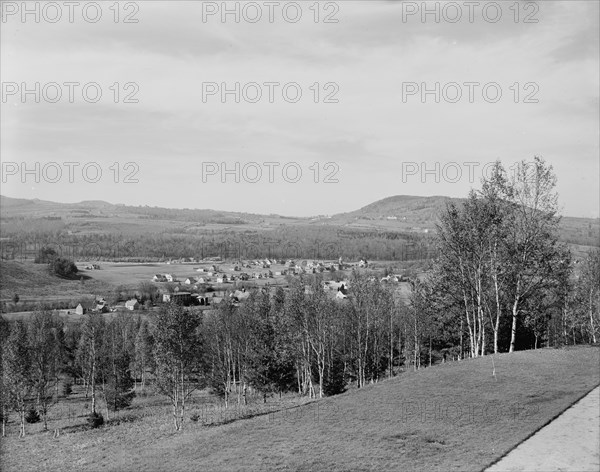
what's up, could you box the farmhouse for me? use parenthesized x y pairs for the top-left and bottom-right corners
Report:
(153, 274), (167, 282)
(125, 299), (140, 311)
(75, 303), (85, 315)
(95, 303), (109, 313)
(162, 292), (192, 306)
(184, 277), (197, 285)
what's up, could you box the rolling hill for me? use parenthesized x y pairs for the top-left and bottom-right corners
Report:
(0, 194), (598, 248)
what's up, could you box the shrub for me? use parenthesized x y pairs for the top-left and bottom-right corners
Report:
(49, 257), (78, 278)
(87, 411), (104, 428)
(62, 381), (73, 396)
(25, 407), (41, 424)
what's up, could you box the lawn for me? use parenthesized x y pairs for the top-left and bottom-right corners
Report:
(1, 345), (598, 471)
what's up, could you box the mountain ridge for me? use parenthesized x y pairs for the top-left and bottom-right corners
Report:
(1, 193), (598, 223)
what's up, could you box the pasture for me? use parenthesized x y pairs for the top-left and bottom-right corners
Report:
(1, 346), (598, 472)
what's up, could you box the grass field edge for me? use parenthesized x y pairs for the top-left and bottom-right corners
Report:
(480, 382), (600, 472)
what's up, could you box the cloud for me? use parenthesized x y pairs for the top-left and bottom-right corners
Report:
(1, 0), (598, 217)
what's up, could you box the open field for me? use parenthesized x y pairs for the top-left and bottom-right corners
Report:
(0, 260), (281, 304)
(0, 260), (112, 301)
(1, 346), (598, 472)
(1, 259), (357, 312)
(80, 260), (291, 287)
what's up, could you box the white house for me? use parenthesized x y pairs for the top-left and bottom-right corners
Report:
(125, 299), (140, 311)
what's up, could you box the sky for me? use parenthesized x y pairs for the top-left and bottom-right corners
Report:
(1, 0), (599, 218)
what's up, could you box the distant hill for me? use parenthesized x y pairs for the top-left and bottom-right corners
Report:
(323, 195), (461, 231)
(0, 195), (266, 225)
(345, 195), (457, 216)
(1, 194), (598, 247)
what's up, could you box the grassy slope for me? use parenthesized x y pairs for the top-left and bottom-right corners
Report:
(0, 260), (110, 300)
(1, 346), (598, 472)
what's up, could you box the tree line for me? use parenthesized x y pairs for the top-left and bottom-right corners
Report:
(1, 223), (435, 262)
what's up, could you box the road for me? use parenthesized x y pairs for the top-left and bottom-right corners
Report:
(486, 386), (600, 472)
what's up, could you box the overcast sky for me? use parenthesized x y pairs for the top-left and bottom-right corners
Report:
(1, 1), (598, 217)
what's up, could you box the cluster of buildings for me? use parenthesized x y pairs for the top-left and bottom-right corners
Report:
(65, 295), (140, 316)
(66, 257), (386, 317)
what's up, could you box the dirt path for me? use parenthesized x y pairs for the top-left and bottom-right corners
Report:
(486, 386), (600, 472)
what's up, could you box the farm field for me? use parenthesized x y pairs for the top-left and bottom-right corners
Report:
(1, 346), (598, 472)
(0, 260), (112, 301)
(82, 260), (291, 287)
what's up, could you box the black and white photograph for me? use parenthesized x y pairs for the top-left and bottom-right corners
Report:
(0, 1), (599, 470)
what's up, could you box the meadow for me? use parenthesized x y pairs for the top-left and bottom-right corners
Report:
(1, 346), (598, 472)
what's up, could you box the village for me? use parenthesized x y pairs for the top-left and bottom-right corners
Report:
(64, 257), (411, 316)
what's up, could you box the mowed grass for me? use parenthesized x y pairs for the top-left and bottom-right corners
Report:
(1, 346), (598, 472)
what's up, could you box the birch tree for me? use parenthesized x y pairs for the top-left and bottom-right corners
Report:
(436, 196), (489, 357)
(153, 303), (203, 431)
(503, 157), (565, 352)
(79, 312), (106, 415)
(2, 320), (31, 437)
(28, 310), (61, 430)
(575, 250), (600, 343)
(1, 316), (11, 437)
